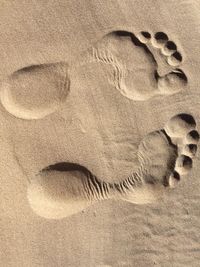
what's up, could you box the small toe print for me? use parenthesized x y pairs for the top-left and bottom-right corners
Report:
(137, 31), (151, 44)
(175, 155), (193, 175)
(182, 144), (197, 158)
(169, 171), (180, 188)
(155, 32), (169, 41)
(167, 51), (183, 66)
(161, 41), (177, 56)
(185, 130), (200, 144)
(152, 32), (169, 48)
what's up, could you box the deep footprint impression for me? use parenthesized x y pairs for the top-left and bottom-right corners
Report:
(0, 63), (70, 120)
(81, 30), (187, 101)
(27, 113), (199, 219)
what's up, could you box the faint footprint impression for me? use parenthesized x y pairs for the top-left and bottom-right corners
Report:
(81, 30), (187, 101)
(0, 63), (70, 120)
(27, 113), (199, 219)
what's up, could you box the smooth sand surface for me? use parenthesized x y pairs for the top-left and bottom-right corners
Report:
(0, 1), (200, 266)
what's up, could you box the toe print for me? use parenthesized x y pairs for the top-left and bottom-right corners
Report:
(164, 114), (196, 138)
(152, 32), (169, 48)
(80, 30), (187, 101)
(185, 130), (200, 144)
(167, 51), (182, 66)
(0, 63), (70, 120)
(27, 113), (199, 219)
(162, 41), (177, 56)
(137, 31), (152, 44)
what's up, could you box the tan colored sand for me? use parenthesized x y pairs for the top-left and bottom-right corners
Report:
(0, 0), (200, 266)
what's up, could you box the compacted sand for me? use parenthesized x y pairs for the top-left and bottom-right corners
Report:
(0, 1), (200, 266)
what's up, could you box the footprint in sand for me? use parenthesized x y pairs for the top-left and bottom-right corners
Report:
(0, 30), (186, 119)
(27, 113), (199, 219)
(0, 63), (70, 120)
(80, 30), (187, 101)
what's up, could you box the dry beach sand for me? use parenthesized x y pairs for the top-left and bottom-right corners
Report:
(0, 0), (200, 266)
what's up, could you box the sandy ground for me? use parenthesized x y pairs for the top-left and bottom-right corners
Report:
(0, 0), (200, 266)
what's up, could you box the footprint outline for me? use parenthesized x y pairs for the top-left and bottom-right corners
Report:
(27, 113), (199, 219)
